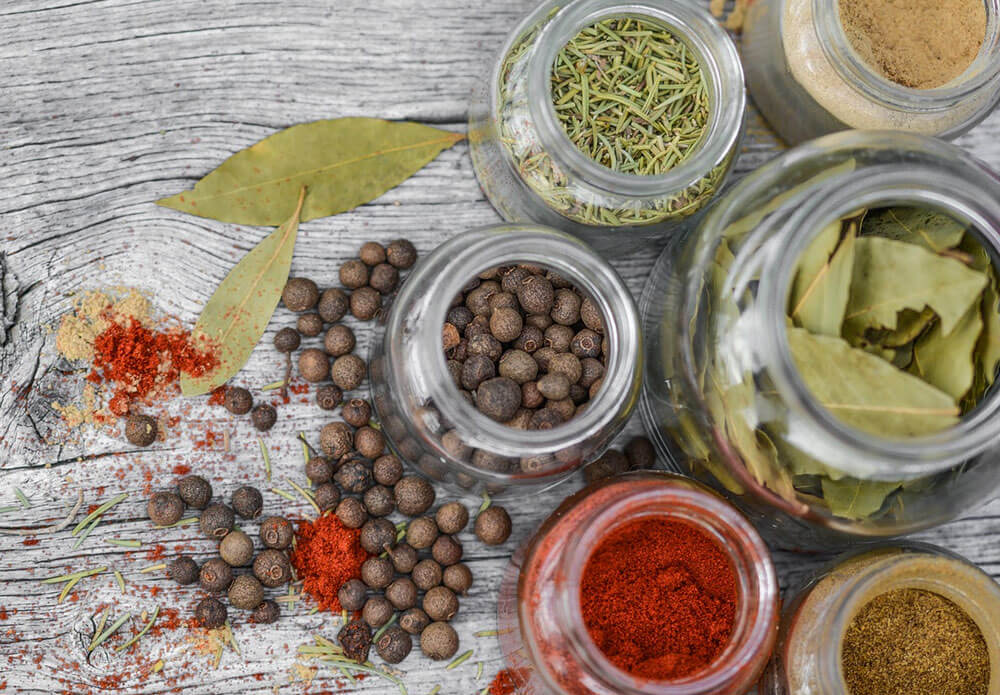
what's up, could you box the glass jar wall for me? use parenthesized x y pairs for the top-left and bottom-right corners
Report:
(640, 130), (1000, 549)
(369, 224), (641, 495)
(468, 0), (746, 255)
(742, 0), (1000, 145)
(496, 472), (779, 695)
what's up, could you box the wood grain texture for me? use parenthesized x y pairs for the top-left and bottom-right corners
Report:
(3, 0), (1000, 692)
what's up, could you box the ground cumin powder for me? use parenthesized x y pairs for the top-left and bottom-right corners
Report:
(838, 0), (987, 89)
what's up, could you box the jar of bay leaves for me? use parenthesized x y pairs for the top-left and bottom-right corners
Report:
(468, 0), (746, 256)
(742, 0), (1000, 144)
(640, 129), (1000, 549)
(370, 223), (641, 495)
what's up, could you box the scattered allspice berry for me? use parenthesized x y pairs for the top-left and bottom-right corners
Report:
(406, 516), (439, 550)
(282, 277), (319, 312)
(251, 403), (277, 431)
(314, 482), (340, 511)
(355, 426), (385, 459)
(339, 619), (373, 663)
(435, 502), (469, 535)
(223, 386), (253, 415)
(338, 578), (368, 612)
(373, 455), (403, 486)
(387, 543), (419, 574)
(252, 600), (280, 625)
(323, 324), (356, 357)
(260, 516), (294, 550)
(316, 384), (343, 410)
(320, 421), (353, 458)
(200, 557), (234, 593)
(400, 607), (431, 635)
(297, 312), (324, 337)
(335, 461), (373, 494)
(350, 287), (382, 321)
(336, 497), (368, 529)
(169, 556), (199, 586)
(332, 354), (366, 391)
(370, 263), (399, 294)
(231, 485), (263, 520)
(376, 626), (413, 664)
(443, 563), (473, 595)
(386, 239), (418, 269)
(395, 476), (436, 516)
(229, 575), (265, 610)
(363, 596), (394, 628)
(431, 535), (463, 566)
(273, 326), (301, 353)
(147, 491), (184, 527)
(421, 621), (459, 661)
(305, 457), (334, 485)
(359, 241), (386, 266)
(299, 348), (330, 383)
(412, 559), (443, 591)
(385, 577), (419, 611)
(360, 518), (397, 555)
(254, 549), (292, 588)
(475, 506), (512, 545)
(340, 259), (370, 290)
(200, 503), (235, 539)
(341, 399), (372, 428)
(363, 485), (395, 517)
(196, 597), (228, 629)
(361, 556), (394, 590)
(219, 530), (255, 567)
(178, 475), (212, 510)
(318, 288), (349, 323)
(424, 586), (459, 622)
(125, 414), (158, 447)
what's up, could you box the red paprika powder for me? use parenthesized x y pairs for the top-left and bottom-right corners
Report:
(580, 517), (738, 680)
(290, 515), (369, 612)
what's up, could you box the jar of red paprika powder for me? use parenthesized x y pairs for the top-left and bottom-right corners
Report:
(496, 471), (779, 695)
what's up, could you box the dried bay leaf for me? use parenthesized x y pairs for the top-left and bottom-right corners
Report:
(870, 307), (937, 348)
(790, 220), (856, 336)
(910, 305), (982, 400)
(158, 119), (465, 225)
(180, 188), (306, 396)
(820, 477), (902, 520)
(787, 327), (960, 438)
(843, 236), (987, 337)
(861, 207), (966, 253)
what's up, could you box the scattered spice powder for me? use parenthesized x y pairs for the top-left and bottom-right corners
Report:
(488, 668), (519, 694)
(579, 517), (738, 681)
(290, 515), (369, 612)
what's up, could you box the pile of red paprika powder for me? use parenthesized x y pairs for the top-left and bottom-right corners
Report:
(290, 514), (370, 612)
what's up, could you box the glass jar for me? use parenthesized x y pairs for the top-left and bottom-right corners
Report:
(760, 542), (1000, 694)
(639, 130), (1000, 550)
(742, 0), (1000, 145)
(468, 0), (746, 256)
(496, 471), (779, 695)
(369, 223), (641, 494)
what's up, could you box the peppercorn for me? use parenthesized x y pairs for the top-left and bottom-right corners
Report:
(224, 386), (253, 415)
(282, 277), (319, 311)
(125, 414), (158, 447)
(361, 485), (394, 517)
(435, 502), (469, 535)
(335, 461), (373, 494)
(361, 556), (394, 590)
(551, 288), (582, 325)
(229, 574), (265, 610)
(498, 349), (538, 385)
(195, 597), (228, 629)
(370, 263), (400, 294)
(544, 324), (574, 352)
(376, 626), (412, 664)
(220, 530), (255, 567)
(320, 421), (353, 458)
(350, 286), (381, 320)
(548, 353), (582, 384)
(297, 312), (324, 337)
(386, 542), (419, 574)
(406, 516), (439, 550)
(580, 296), (603, 333)
(537, 372), (571, 401)
(251, 403), (277, 431)
(412, 559), (443, 591)
(625, 436), (656, 470)
(432, 535), (463, 566)
(339, 619), (373, 663)
(318, 288), (349, 323)
(147, 491), (184, 527)
(252, 600), (280, 625)
(177, 475), (212, 510)
(260, 516), (294, 550)
(514, 325), (543, 353)
(461, 355), (495, 391)
(200, 503), (234, 539)
(316, 384), (343, 410)
(421, 621), (459, 661)
(322, 324), (355, 357)
(298, 348), (330, 383)
(338, 578), (368, 612)
(274, 326), (301, 353)
(363, 596), (394, 628)
(360, 518), (396, 555)
(443, 563), (473, 595)
(373, 454), (403, 486)
(169, 556), (199, 585)
(424, 586), (459, 622)
(395, 476), (435, 517)
(305, 457), (334, 484)
(400, 608), (431, 635)
(253, 548), (292, 588)
(200, 557), (234, 593)
(475, 506), (512, 545)
(476, 377), (521, 422)
(231, 485), (264, 522)
(332, 354), (366, 390)
(336, 497), (368, 529)
(315, 482), (341, 512)
(386, 239), (417, 269)
(579, 357), (605, 389)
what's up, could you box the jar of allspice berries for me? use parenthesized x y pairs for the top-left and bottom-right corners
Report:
(369, 223), (641, 494)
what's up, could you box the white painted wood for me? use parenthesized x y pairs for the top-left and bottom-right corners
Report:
(2, 0), (1000, 692)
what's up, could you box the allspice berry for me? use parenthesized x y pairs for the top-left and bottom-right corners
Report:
(435, 502), (469, 535)
(461, 355), (495, 390)
(498, 349), (538, 385)
(412, 559), (443, 591)
(305, 457), (334, 484)
(323, 324), (356, 357)
(200, 557), (234, 593)
(517, 275), (554, 314)
(387, 543), (419, 574)
(341, 398), (372, 428)
(200, 503), (234, 539)
(537, 372), (571, 401)
(232, 486), (263, 519)
(475, 506), (512, 545)
(196, 597), (227, 629)
(178, 475), (212, 510)
(147, 491), (184, 526)
(252, 600), (280, 625)
(332, 354), (366, 391)
(253, 549), (292, 588)
(363, 485), (395, 517)
(297, 312), (324, 337)
(386, 239), (417, 269)
(476, 377), (522, 422)
(400, 607), (431, 635)
(421, 621), (459, 660)
(315, 483), (341, 512)
(359, 241), (386, 266)
(350, 286), (381, 321)
(424, 586), (459, 622)
(338, 578), (368, 612)
(316, 384), (343, 410)
(126, 414), (158, 447)
(369, 263), (399, 294)
(274, 326), (301, 353)
(251, 403), (277, 431)
(282, 277), (319, 311)
(490, 307), (523, 342)
(551, 288), (582, 325)
(169, 556), (199, 585)
(219, 530), (255, 567)
(580, 296), (604, 333)
(363, 596), (394, 628)
(406, 516), (439, 550)
(625, 436), (656, 470)
(355, 426), (385, 459)
(224, 386), (253, 415)
(320, 421), (353, 458)
(336, 497), (368, 529)
(339, 619), (373, 664)
(260, 516), (294, 550)
(229, 575), (265, 610)
(299, 348), (330, 383)
(335, 461), (373, 494)
(394, 476), (435, 516)
(373, 454), (403, 486)
(443, 563), (473, 595)
(376, 626), (412, 664)
(360, 556), (394, 590)
(360, 518), (396, 555)
(340, 259), (370, 289)
(431, 535), (463, 567)
(318, 288), (349, 323)
(385, 577), (418, 611)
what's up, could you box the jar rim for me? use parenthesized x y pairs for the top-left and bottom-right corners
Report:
(524, 0), (746, 198)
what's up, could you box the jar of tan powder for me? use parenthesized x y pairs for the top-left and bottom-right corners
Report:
(760, 542), (1000, 695)
(742, 0), (1000, 144)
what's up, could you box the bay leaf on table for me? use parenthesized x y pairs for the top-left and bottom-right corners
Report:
(910, 305), (982, 400)
(789, 220), (856, 336)
(158, 118), (465, 225)
(180, 188), (305, 396)
(843, 236), (987, 337)
(787, 327), (960, 438)
(820, 476), (902, 520)
(861, 206), (966, 253)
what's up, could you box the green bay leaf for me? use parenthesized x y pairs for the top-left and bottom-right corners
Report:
(788, 327), (960, 438)
(820, 477), (901, 520)
(180, 189), (305, 396)
(158, 118), (465, 224)
(910, 305), (982, 400)
(861, 207), (966, 253)
(844, 236), (987, 337)
(790, 220), (856, 336)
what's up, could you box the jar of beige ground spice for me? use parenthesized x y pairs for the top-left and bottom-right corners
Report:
(742, 0), (1000, 144)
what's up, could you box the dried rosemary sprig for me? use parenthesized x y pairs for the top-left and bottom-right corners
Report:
(258, 437), (272, 482)
(116, 606), (159, 652)
(72, 493), (127, 535)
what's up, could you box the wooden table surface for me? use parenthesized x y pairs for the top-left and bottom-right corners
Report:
(4, 1), (1000, 693)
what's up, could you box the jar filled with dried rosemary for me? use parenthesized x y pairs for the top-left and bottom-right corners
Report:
(469, 0), (746, 255)
(640, 130), (1000, 549)
(742, 0), (1000, 144)
(760, 542), (1000, 695)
